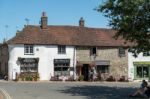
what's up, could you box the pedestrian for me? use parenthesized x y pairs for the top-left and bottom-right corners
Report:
(129, 80), (149, 97)
(90, 68), (94, 81)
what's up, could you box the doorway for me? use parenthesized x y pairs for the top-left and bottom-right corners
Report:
(82, 64), (89, 81)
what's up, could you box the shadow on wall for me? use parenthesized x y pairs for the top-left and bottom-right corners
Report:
(57, 85), (136, 99)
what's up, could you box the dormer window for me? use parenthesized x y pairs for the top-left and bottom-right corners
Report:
(58, 45), (66, 54)
(24, 45), (34, 55)
(90, 47), (97, 55)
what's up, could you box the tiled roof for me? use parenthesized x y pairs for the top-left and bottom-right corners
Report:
(7, 25), (130, 47)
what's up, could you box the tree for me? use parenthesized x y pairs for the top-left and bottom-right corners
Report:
(97, 0), (150, 56)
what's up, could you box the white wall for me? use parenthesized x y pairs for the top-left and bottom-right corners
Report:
(8, 44), (76, 80)
(128, 52), (150, 81)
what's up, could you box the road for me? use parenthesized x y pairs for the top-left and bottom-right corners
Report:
(0, 81), (143, 99)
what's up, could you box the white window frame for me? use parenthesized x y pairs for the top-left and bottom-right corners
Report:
(58, 45), (66, 54)
(24, 45), (34, 55)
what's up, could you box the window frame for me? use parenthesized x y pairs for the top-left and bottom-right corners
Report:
(54, 59), (70, 76)
(97, 65), (109, 73)
(24, 45), (34, 55)
(118, 47), (125, 57)
(134, 65), (150, 79)
(20, 63), (38, 73)
(90, 47), (97, 55)
(143, 52), (150, 56)
(58, 45), (66, 54)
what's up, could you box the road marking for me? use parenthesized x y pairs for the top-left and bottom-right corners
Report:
(0, 88), (12, 99)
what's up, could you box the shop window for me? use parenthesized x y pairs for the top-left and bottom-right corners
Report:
(58, 45), (66, 54)
(97, 65), (109, 73)
(54, 59), (70, 76)
(136, 66), (149, 78)
(118, 47), (125, 57)
(20, 63), (38, 73)
(24, 45), (34, 55)
(143, 52), (150, 56)
(20, 58), (38, 73)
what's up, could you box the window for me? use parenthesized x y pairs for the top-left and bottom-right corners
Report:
(58, 45), (66, 54)
(143, 52), (150, 56)
(24, 45), (34, 55)
(54, 59), (70, 76)
(20, 63), (38, 73)
(90, 47), (97, 55)
(97, 65), (109, 73)
(118, 47), (125, 57)
(20, 58), (38, 73)
(136, 66), (149, 78)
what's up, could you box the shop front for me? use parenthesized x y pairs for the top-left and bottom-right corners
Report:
(133, 61), (150, 80)
(18, 58), (39, 73)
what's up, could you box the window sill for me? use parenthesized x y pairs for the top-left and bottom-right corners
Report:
(58, 53), (66, 54)
(24, 53), (34, 55)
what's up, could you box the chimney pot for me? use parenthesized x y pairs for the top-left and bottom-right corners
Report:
(42, 12), (46, 17)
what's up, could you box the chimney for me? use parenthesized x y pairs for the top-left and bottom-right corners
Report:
(41, 12), (48, 29)
(79, 17), (84, 27)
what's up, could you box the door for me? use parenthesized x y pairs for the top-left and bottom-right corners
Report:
(82, 64), (89, 81)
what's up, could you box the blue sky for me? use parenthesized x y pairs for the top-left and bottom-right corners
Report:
(0, 0), (109, 43)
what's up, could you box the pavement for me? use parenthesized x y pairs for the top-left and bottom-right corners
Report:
(0, 92), (3, 99)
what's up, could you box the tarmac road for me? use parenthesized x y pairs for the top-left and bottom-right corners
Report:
(0, 81), (146, 99)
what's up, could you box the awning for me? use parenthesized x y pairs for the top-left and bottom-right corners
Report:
(95, 60), (110, 65)
(133, 61), (150, 65)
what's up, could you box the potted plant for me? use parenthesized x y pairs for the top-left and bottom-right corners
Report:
(35, 73), (40, 81)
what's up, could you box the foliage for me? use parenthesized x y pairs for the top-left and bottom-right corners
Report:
(97, 0), (150, 56)
(106, 75), (116, 81)
(18, 73), (40, 81)
(78, 75), (84, 81)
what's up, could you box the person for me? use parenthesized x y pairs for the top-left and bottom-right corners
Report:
(129, 80), (149, 97)
(90, 69), (94, 81)
(4, 74), (8, 81)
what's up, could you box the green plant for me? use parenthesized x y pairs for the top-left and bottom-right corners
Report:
(78, 75), (84, 81)
(34, 73), (40, 81)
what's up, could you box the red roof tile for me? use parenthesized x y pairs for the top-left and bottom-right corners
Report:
(7, 25), (130, 47)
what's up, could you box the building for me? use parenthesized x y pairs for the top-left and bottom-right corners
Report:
(0, 42), (9, 77)
(128, 52), (150, 81)
(75, 27), (129, 81)
(1, 12), (130, 81)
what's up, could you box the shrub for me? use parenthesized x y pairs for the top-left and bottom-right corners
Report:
(118, 76), (127, 82)
(78, 75), (84, 81)
(106, 75), (115, 82)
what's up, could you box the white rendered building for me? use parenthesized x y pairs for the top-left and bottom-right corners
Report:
(7, 12), (76, 80)
(128, 52), (150, 81)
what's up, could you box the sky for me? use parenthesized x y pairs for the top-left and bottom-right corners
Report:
(0, 0), (109, 43)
